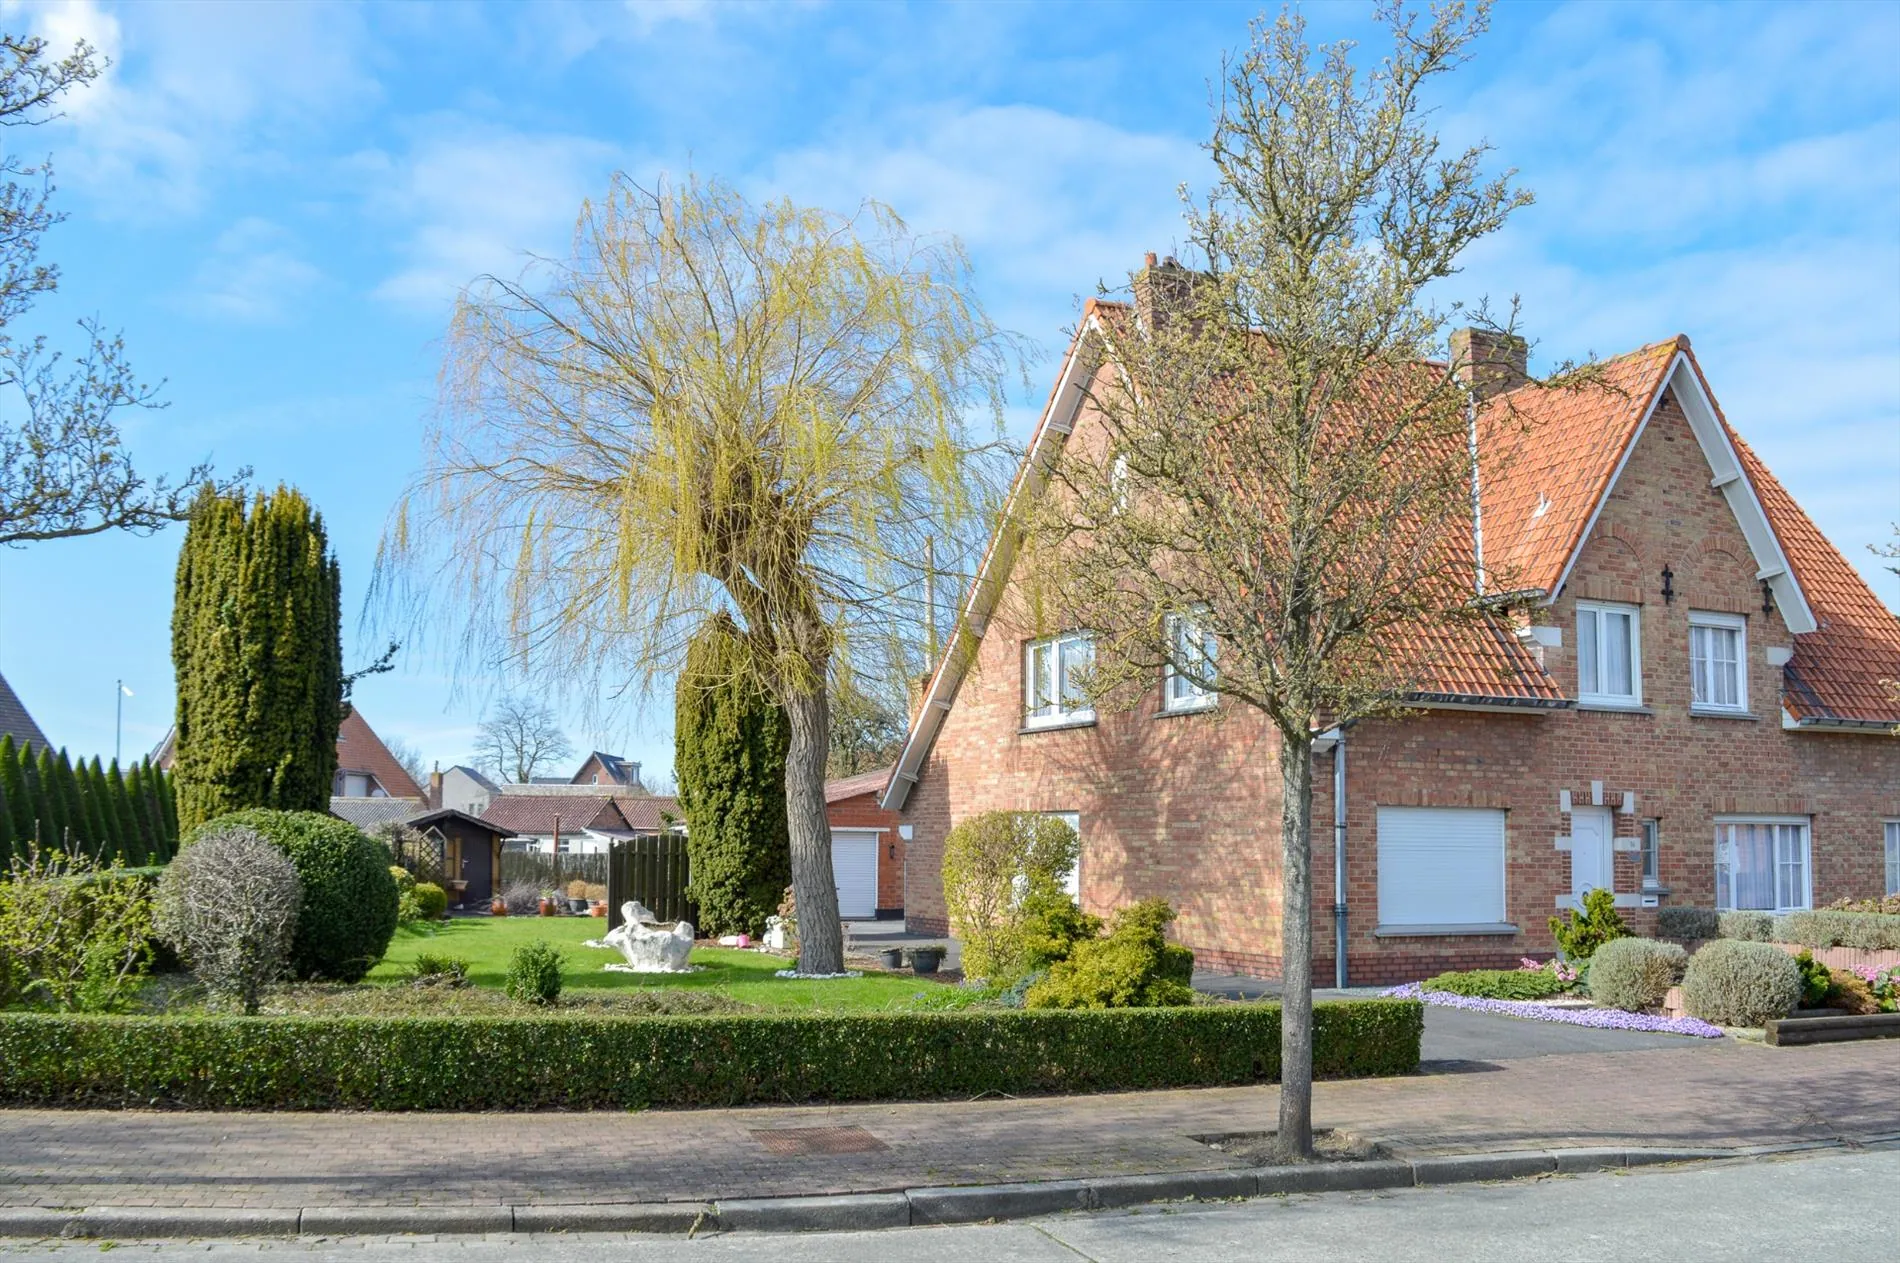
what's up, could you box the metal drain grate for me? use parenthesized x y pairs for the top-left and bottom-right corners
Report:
(750, 1126), (889, 1156)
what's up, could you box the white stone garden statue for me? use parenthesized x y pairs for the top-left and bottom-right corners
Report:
(586, 901), (698, 973)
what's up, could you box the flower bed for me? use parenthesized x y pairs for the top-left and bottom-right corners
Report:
(1382, 982), (1725, 1038)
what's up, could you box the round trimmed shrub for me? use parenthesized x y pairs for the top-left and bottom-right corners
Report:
(412, 883), (448, 922)
(155, 825), (302, 1014)
(1680, 939), (1800, 1027)
(505, 939), (563, 1006)
(186, 809), (398, 982)
(1586, 937), (1687, 1012)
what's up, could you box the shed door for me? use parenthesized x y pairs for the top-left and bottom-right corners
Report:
(830, 829), (880, 919)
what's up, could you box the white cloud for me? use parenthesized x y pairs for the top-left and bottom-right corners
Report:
(362, 120), (626, 311)
(183, 217), (324, 323)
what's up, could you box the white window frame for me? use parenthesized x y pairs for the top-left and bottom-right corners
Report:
(1885, 821), (1899, 897)
(1047, 811), (1081, 899)
(1161, 611), (1217, 713)
(1640, 818), (1661, 889)
(1689, 610), (1748, 713)
(1714, 816), (1811, 914)
(1575, 600), (1642, 707)
(1023, 632), (1096, 729)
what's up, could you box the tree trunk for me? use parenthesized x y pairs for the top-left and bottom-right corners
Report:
(783, 683), (843, 974)
(1274, 730), (1315, 1160)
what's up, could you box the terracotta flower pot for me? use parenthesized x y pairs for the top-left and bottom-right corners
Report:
(590, 901), (607, 917)
(490, 900), (507, 916)
(538, 898), (556, 916)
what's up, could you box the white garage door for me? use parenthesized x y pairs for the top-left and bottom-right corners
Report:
(1376, 806), (1507, 928)
(830, 829), (880, 919)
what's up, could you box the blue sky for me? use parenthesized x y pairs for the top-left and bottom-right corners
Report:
(1, 0), (1895, 785)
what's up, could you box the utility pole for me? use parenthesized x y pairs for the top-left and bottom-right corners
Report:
(924, 536), (938, 662)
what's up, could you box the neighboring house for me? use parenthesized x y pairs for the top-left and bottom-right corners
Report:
(826, 766), (904, 920)
(330, 797), (426, 832)
(331, 709), (426, 801)
(479, 793), (683, 855)
(571, 751), (642, 787)
(882, 289), (1900, 985)
(0, 670), (48, 751)
(433, 764), (501, 815)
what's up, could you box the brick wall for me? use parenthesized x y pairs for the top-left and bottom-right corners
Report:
(901, 387), (1900, 984)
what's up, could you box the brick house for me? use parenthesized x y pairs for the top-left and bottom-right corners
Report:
(881, 298), (1900, 985)
(826, 766), (905, 920)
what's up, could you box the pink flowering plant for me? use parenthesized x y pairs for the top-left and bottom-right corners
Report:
(1852, 964), (1900, 1013)
(1517, 956), (1581, 988)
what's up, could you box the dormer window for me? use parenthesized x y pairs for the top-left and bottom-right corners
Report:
(1575, 600), (1641, 707)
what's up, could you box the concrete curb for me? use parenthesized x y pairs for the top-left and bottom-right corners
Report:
(0, 1139), (1872, 1240)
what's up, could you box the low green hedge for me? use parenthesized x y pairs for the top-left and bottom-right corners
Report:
(1773, 910), (1900, 952)
(0, 999), (1422, 1110)
(1421, 968), (1568, 1000)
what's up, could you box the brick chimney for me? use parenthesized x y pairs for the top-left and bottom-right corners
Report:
(1449, 326), (1529, 399)
(1133, 252), (1207, 330)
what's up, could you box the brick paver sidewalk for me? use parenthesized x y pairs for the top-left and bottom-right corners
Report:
(1, 1040), (1893, 1210)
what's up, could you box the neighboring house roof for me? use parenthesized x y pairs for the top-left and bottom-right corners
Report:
(149, 726), (176, 769)
(0, 670), (48, 751)
(336, 709), (426, 799)
(405, 807), (510, 837)
(826, 766), (896, 804)
(478, 794), (630, 837)
(882, 307), (1898, 810)
(329, 796), (427, 830)
(612, 794), (683, 832)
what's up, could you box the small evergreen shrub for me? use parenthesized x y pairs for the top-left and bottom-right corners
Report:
(187, 810), (398, 983)
(1025, 899), (1194, 1009)
(1773, 910), (1900, 951)
(1791, 950), (1831, 1008)
(1017, 888), (1102, 973)
(388, 866), (415, 894)
(1421, 968), (1568, 1001)
(411, 883), (448, 922)
(154, 826), (302, 1015)
(1586, 937), (1687, 1012)
(1548, 887), (1628, 962)
(1680, 939), (1800, 1027)
(1823, 967), (1878, 1016)
(0, 847), (154, 1013)
(1716, 911), (1774, 942)
(1656, 906), (1719, 941)
(504, 940), (563, 1006)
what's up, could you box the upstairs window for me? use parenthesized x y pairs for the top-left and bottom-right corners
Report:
(1162, 612), (1217, 712)
(1576, 601), (1641, 706)
(1024, 632), (1095, 729)
(1689, 611), (1747, 712)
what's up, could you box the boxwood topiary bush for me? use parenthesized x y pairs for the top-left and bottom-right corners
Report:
(1716, 911), (1775, 942)
(411, 883), (448, 922)
(504, 940), (563, 1006)
(1681, 939), (1800, 1027)
(1656, 906), (1719, 941)
(1586, 937), (1687, 1011)
(1420, 968), (1568, 1001)
(186, 810), (398, 983)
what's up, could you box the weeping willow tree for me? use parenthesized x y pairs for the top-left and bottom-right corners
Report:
(382, 175), (1016, 973)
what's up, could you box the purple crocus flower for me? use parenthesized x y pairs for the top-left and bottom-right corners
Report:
(1381, 982), (1726, 1038)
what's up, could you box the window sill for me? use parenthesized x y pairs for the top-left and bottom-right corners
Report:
(1575, 702), (1654, 715)
(1153, 702), (1218, 719)
(1372, 922), (1520, 939)
(1689, 707), (1758, 721)
(1019, 717), (1097, 735)
(1641, 883), (1672, 896)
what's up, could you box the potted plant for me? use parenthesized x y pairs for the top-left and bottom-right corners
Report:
(878, 946), (905, 971)
(538, 892), (556, 916)
(565, 879), (590, 915)
(908, 944), (945, 975)
(490, 897), (507, 916)
(585, 883), (608, 916)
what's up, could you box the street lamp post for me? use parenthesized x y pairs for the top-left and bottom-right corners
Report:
(116, 681), (134, 767)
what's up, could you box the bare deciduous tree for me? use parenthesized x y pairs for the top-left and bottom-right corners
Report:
(154, 826), (302, 1015)
(473, 696), (573, 784)
(1031, 2), (1591, 1158)
(0, 35), (245, 546)
(381, 175), (1017, 974)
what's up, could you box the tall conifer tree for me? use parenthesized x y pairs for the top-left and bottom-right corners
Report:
(104, 761), (140, 864)
(80, 757), (113, 855)
(675, 613), (794, 936)
(0, 735), (23, 850)
(171, 484), (344, 831)
(21, 744), (50, 845)
(125, 761), (157, 860)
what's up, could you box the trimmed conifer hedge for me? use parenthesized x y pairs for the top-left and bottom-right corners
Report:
(0, 998), (1421, 1110)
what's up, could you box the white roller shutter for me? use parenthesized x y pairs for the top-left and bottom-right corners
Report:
(830, 829), (879, 919)
(1376, 807), (1506, 927)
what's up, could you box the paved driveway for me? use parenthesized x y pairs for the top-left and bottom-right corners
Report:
(1190, 971), (1710, 1062)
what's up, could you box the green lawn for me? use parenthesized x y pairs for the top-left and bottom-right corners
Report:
(366, 916), (947, 1012)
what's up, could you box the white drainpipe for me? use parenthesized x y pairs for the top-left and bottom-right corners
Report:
(1314, 725), (1349, 989)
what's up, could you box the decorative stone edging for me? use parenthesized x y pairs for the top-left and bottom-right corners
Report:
(1381, 982), (1725, 1038)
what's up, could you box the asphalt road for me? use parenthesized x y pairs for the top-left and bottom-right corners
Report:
(3, 1146), (1892, 1262)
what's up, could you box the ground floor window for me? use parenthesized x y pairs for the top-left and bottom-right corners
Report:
(1640, 818), (1661, 888)
(1715, 818), (1810, 913)
(1886, 821), (1899, 896)
(1376, 806), (1507, 927)
(1046, 811), (1081, 898)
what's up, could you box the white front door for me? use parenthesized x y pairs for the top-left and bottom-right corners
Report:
(1570, 807), (1614, 903)
(830, 830), (880, 919)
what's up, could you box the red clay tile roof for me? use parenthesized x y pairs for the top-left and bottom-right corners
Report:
(1385, 618), (1569, 706)
(478, 795), (628, 836)
(1478, 338), (1682, 595)
(335, 709), (426, 800)
(826, 766), (896, 803)
(611, 795), (683, 831)
(1730, 434), (1900, 725)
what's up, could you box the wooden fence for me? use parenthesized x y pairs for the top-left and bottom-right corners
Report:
(499, 850), (609, 893)
(606, 835), (695, 928)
